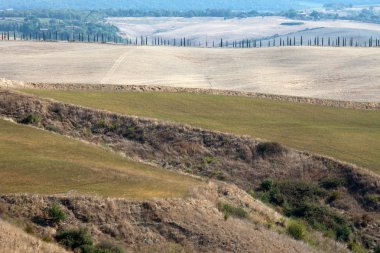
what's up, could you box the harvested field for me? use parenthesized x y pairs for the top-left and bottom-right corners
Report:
(109, 16), (380, 44)
(1, 41), (380, 101)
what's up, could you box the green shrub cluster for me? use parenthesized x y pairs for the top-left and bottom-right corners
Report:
(56, 228), (123, 253)
(256, 179), (353, 242)
(286, 220), (306, 240)
(45, 203), (66, 225)
(120, 125), (145, 143)
(21, 114), (40, 124)
(218, 202), (247, 220)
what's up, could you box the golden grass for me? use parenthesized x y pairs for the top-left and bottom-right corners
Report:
(0, 219), (68, 253)
(0, 118), (201, 198)
(22, 90), (380, 174)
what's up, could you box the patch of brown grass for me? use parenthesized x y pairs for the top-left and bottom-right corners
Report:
(0, 219), (68, 253)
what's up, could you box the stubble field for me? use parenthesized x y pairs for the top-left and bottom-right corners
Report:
(1, 41), (380, 101)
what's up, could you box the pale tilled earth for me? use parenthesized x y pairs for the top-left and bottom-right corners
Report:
(1, 41), (380, 102)
(108, 16), (380, 45)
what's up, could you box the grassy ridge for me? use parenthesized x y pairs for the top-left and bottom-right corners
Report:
(0, 118), (200, 198)
(22, 90), (380, 174)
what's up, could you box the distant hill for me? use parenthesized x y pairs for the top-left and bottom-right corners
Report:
(1, 0), (380, 11)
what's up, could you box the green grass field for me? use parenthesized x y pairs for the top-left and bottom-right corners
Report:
(0, 118), (201, 198)
(22, 90), (380, 175)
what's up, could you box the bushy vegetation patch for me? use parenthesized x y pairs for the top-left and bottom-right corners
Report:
(286, 220), (306, 240)
(256, 179), (354, 243)
(256, 142), (284, 157)
(20, 114), (40, 125)
(56, 228), (93, 251)
(45, 203), (66, 225)
(218, 202), (247, 220)
(319, 177), (347, 190)
(56, 228), (124, 253)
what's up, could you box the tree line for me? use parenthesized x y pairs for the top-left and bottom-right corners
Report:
(2, 31), (380, 49)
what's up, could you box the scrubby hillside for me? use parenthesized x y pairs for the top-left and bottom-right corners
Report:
(0, 89), (379, 250)
(0, 219), (68, 253)
(0, 182), (348, 253)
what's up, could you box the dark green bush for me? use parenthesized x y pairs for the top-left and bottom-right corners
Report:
(260, 179), (273, 191)
(21, 114), (40, 124)
(120, 125), (145, 143)
(320, 177), (347, 189)
(256, 142), (284, 157)
(335, 224), (351, 242)
(56, 228), (93, 250)
(287, 220), (306, 240)
(46, 203), (66, 224)
(56, 228), (124, 253)
(374, 245), (380, 253)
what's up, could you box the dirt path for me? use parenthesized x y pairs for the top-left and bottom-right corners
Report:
(100, 48), (134, 84)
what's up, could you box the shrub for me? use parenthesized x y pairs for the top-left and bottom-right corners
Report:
(326, 191), (341, 203)
(256, 142), (284, 157)
(348, 241), (368, 253)
(121, 126), (145, 143)
(374, 245), (380, 253)
(46, 203), (66, 224)
(215, 171), (226, 181)
(55, 228), (93, 250)
(320, 177), (347, 189)
(203, 156), (216, 165)
(21, 114), (40, 124)
(260, 179), (273, 191)
(287, 220), (306, 240)
(256, 179), (354, 243)
(365, 194), (379, 205)
(335, 224), (351, 242)
(218, 202), (247, 220)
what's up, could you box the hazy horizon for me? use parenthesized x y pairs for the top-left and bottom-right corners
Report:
(2, 0), (380, 11)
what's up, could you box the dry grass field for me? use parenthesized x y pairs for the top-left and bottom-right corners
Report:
(0, 219), (68, 253)
(0, 118), (201, 198)
(1, 41), (380, 101)
(23, 90), (380, 175)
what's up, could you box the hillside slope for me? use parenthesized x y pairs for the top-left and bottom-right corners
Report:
(22, 88), (380, 175)
(0, 117), (200, 198)
(0, 219), (68, 253)
(0, 89), (378, 249)
(0, 182), (348, 253)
